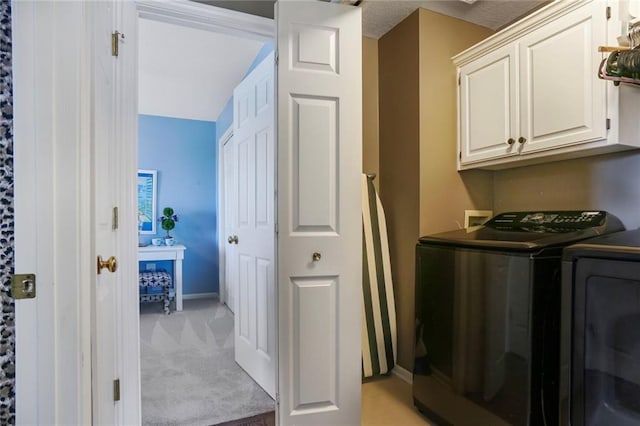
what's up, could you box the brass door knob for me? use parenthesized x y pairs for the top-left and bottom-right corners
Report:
(312, 252), (322, 262)
(507, 138), (515, 145)
(228, 235), (239, 244)
(228, 236), (234, 244)
(518, 136), (527, 144)
(97, 255), (118, 274)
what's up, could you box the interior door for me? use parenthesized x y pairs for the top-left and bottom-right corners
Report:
(223, 135), (237, 313)
(92, 1), (120, 423)
(276, 2), (362, 425)
(233, 52), (276, 398)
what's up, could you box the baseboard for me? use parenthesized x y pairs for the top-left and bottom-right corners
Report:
(392, 365), (413, 384)
(182, 292), (218, 300)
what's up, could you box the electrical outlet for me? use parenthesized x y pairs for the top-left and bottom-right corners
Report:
(145, 263), (156, 272)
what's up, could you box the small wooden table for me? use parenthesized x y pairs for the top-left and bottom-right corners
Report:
(138, 244), (186, 311)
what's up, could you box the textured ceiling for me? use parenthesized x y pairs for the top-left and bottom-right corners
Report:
(196, 0), (547, 39)
(361, 0), (547, 39)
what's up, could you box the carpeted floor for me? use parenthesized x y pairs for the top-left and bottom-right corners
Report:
(140, 298), (274, 426)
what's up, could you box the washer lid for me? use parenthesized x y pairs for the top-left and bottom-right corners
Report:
(419, 211), (624, 252)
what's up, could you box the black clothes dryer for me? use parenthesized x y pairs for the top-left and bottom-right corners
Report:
(414, 211), (624, 426)
(561, 229), (640, 426)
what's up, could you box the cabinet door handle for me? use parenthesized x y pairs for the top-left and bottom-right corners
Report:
(507, 138), (515, 145)
(518, 136), (527, 144)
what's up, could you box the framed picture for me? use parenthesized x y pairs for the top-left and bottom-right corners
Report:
(138, 169), (157, 234)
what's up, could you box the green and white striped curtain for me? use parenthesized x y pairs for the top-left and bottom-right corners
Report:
(362, 174), (397, 378)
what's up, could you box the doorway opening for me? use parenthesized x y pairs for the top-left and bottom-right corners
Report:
(135, 9), (276, 426)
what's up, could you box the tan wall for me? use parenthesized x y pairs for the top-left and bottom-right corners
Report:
(418, 9), (494, 237)
(378, 11), (421, 370)
(363, 37), (380, 189)
(379, 10), (494, 370)
(494, 151), (640, 229)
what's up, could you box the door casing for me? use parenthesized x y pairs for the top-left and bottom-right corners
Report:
(218, 127), (234, 311)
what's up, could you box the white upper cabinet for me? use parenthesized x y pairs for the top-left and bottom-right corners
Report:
(459, 44), (518, 164)
(519, 2), (607, 154)
(455, 0), (640, 170)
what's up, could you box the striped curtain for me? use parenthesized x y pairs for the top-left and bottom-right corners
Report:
(362, 174), (397, 378)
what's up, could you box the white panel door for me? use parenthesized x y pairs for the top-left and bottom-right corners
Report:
(92, 1), (120, 424)
(223, 136), (237, 313)
(277, 2), (362, 425)
(518, 0), (607, 154)
(233, 52), (276, 398)
(459, 44), (518, 165)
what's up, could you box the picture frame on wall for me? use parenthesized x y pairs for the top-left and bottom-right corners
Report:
(138, 169), (157, 235)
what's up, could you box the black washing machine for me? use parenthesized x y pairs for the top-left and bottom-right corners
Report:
(414, 211), (624, 426)
(561, 230), (640, 426)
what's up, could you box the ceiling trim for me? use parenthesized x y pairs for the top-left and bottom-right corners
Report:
(136, 0), (274, 41)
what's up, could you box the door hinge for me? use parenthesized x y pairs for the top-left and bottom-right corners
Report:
(275, 51), (279, 66)
(112, 206), (118, 231)
(457, 73), (461, 86)
(275, 222), (278, 235)
(112, 31), (124, 57)
(606, 6), (611, 19)
(459, 151), (462, 160)
(12, 273), (36, 299)
(606, 118), (611, 130)
(113, 379), (120, 401)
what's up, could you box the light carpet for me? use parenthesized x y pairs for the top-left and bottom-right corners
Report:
(140, 298), (274, 426)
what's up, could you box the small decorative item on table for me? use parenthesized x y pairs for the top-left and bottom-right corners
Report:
(159, 207), (179, 246)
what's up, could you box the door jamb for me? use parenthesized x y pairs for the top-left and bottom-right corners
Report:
(119, 1), (275, 423)
(217, 127), (233, 309)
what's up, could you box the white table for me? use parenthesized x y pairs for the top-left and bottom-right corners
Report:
(138, 244), (186, 311)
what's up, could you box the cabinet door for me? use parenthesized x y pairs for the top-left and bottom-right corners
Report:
(518, 1), (607, 154)
(459, 44), (518, 165)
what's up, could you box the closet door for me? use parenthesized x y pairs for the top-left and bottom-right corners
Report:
(277, 2), (362, 425)
(233, 52), (276, 398)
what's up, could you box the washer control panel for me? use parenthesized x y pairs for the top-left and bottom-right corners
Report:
(487, 211), (606, 231)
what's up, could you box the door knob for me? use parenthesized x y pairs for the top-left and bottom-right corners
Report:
(228, 236), (234, 244)
(97, 255), (118, 274)
(518, 136), (527, 144)
(506, 138), (515, 145)
(228, 235), (239, 244)
(312, 252), (322, 262)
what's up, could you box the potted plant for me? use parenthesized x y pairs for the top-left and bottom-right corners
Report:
(159, 207), (178, 246)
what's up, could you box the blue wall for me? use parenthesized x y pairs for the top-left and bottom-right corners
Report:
(215, 42), (275, 143)
(138, 115), (218, 295)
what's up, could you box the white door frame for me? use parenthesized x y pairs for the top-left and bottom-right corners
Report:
(14, 2), (94, 424)
(119, 1), (275, 423)
(218, 126), (233, 309)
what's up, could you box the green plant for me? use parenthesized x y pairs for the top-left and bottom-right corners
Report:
(159, 207), (178, 238)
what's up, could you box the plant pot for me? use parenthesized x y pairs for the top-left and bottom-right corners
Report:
(165, 237), (176, 246)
